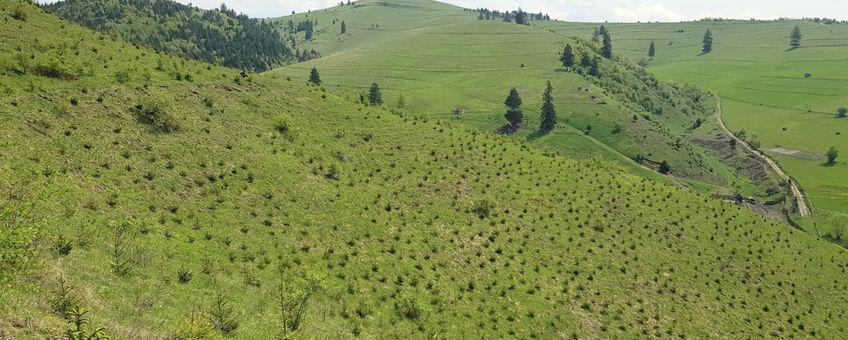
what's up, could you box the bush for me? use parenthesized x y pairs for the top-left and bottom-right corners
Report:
(11, 5), (26, 21)
(131, 100), (181, 133)
(395, 296), (427, 320)
(325, 163), (341, 180)
(114, 70), (131, 84)
(209, 292), (239, 335)
(64, 307), (110, 340)
(52, 235), (73, 256)
(659, 161), (671, 174)
(471, 200), (495, 219)
(837, 107), (847, 118)
(177, 267), (192, 284)
(274, 118), (296, 140)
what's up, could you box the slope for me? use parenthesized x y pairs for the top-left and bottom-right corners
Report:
(268, 0), (784, 204)
(541, 20), (848, 241)
(3, 1), (848, 338)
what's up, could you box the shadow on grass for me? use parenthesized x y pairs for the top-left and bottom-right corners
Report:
(527, 129), (552, 142)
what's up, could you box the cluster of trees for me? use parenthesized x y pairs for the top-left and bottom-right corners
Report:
(589, 26), (614, 59)
(475, 8), (550, 24)
(560, 44), (601, 76)
(294, 49), (321, 62)
(43, 0), (292, 72)
(294, 19), (315, 40)
(799, 17), (848, 25)
(500, 82), (556, 133)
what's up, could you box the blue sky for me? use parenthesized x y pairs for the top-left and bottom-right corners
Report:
(172, 0), (848, 22)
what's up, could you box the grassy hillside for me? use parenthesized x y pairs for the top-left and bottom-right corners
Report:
(541, 20), (848, 241)
(268, 0), (784, 204)
(43, 0), (291, 71)
(3, 1), (848, 339)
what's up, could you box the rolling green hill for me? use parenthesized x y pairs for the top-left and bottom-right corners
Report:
(3, 0), (848, 339)
(43, 0), (292, 71)
(540, 19), (848, 242)
(267, 0), (784, 205)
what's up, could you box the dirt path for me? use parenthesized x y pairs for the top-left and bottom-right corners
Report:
(714, 97), (811, 217)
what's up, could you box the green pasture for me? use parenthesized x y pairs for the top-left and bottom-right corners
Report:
(270, 0), (773, 199)
(542, 19), (848, 235)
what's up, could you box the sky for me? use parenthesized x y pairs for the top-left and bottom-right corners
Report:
(171, 0), (848, 22)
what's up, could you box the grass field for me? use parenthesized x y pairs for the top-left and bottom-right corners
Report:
(3, 0), (848, 338)
(269, 0), (783, 202)
(540, 19), (848, 239)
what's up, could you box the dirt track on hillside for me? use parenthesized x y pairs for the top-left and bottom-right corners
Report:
(714, 98), (811, 217)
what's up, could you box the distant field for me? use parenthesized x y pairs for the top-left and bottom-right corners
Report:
(541, 20), (848, 239)
(270, 0), (778, 201)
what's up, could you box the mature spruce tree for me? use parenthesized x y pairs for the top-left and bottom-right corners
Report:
(648, 41), (656, 58)
(514, 9), (528, 25)
(560, 44), (575, 69)
(588, 57), (600, 76)
(539, 81), (556, 132)
(598, 25), (608, 37)
(341, 20), (347, 34)
(702, 29), (713, 53)
(601, 31), (613, 59)
(580, 53), (592, 68)
(368, 82), (383, 106)
(305, 21), (314, 40)
(790, 25), (802, 49)
(309, 67), (321, 85)
(504, 88), (523, 130)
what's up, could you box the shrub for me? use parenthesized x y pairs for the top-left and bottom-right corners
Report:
(114, 70), (131, 84)
(64, 307), (110, 339)
(471, 200), (495, 219)
(837, 107), (847, 118)
(395, 296), (427, 320)
(209, 292), (239, 335)
(659, 161), (671, 174)
(52, 235), (73, 256)
(277, 279), (318, 335)
(50, 277), (79, 317)
(826, 146), (839, 165)
(325, 163), (341, 180)
(173, 310), (214, 340)
(11, 5), (26, 21)
(274, 118), (296, 140)
(33, 62), (79, 80)
(177, 267), (192, 284)
(131, 100), (181, 133)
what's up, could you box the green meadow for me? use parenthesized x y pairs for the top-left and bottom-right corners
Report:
(270, 0), (782, 203)
(1, 0), (848, 338)
(541, 20), (848, 239)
